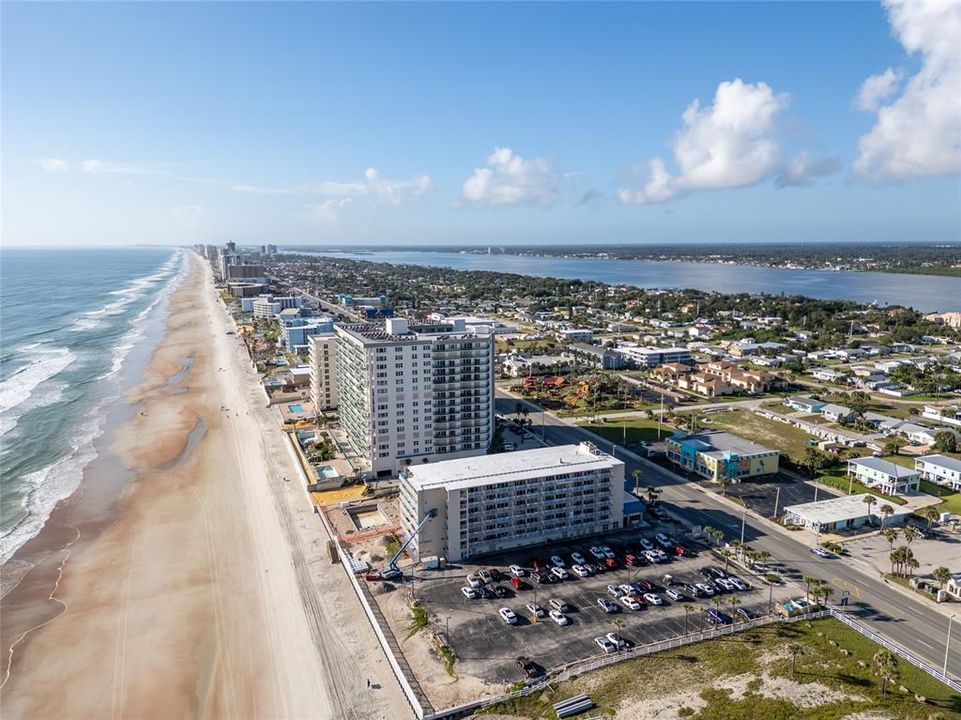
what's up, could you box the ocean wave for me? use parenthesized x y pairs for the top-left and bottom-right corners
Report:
(0, 379), (67, 439)
(0, 347), (76, 417)
(0, 406), (103, 567)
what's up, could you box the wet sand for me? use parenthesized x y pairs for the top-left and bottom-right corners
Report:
(1, 254), (408, 719)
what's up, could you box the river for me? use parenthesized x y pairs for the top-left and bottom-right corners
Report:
(295, 250), (961, 312)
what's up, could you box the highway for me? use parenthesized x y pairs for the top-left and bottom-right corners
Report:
(496, 390), (961, 681)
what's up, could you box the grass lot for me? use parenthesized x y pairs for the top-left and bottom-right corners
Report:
(816, 469), (907, 506)
(579, 418), (674, 445)
(703, 410), (816, 465)
(481, 618), (961, 719)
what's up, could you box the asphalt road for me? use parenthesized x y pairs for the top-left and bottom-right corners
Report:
(496, 391), (961, 681)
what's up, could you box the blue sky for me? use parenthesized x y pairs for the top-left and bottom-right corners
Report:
(3, 1), (959, 247)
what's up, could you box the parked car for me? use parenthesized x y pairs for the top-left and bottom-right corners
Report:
(594, 636), (617, 653)
(597, 598), (619, 613)
(466, 574), (482, 588)
(639, 538), (654, 551)
(643, 592), (663, 606)
(509, 564), (526, 577)
(478, 570), (493, 584)
(618, 583), (635, 596)
(700, 566), (727, 579)
(736, 607), (755, 621)
(550, 555), (566, 568)
(550, 566), (569, 581)
(600, 546), (616, 560)
(694, 582), (716, 597)
(489, 568), (503, 581)
(655, 533), (674, 549)
(492, 585), (510, 599)
(571, 552), (587, 565)
(620, 595), (643, 611)
(510, 576), (524, 591)
(666, 588), (685, 601)
(589, 546), (606, 560)
(674, 543), (692, 557)
(605, 632), (629, 649)
(635, 579), (654, 592)
(499, 607), (519, 625)
(549, 598), (571, 613)
(714, 578), (735, 592)
(571, 564), (591, 578)
(728, 576), (749, 591)
(526, 602), (546, 619)
(549, 610), (570, 625)
(652, 549), (669, 563)
(705, 608), (732, 625)
(607, 584), (624, 598)
(476, 586), (493, 599)
(461, 587), (479, 599)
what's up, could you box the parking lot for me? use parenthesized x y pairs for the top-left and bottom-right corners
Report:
(409, 525), (797, 683)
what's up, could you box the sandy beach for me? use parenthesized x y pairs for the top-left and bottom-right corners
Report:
(1, 254), (409, 719)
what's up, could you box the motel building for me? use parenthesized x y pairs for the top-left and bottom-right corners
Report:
(666, 431), (779, 484)
(784, 494), (912, 534)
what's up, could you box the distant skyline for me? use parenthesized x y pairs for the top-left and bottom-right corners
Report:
(3, 1), (959, 247)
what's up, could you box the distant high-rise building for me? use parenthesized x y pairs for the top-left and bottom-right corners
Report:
(266, 244), (278, 254)
(224, 241), (237, 252)
(260, 244), (268, 255)
(333, 317), (495, 479)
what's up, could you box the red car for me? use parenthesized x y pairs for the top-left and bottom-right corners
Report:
(673, 545), (687, 557)
(510, 576), (523, 591)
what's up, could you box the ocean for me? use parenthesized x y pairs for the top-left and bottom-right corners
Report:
(304, 250), (961, 312)
(0, 247), (185, 568)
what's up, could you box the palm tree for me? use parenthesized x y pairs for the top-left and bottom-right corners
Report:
(789, 643), (806, 675)
(922, 505), (940, 531)
(682, 603), (694, 633)
(934, 566), (951, 589)
(802, 575), (819, 601)
(873, 650), (900, 697)
(879, 504), (894, 529)
(765, 573), (780, 615)
(881, 527), (899, 551)
(711, 528), (725, 547)
(720, 548), (733, 572)
(820, 585), (834, 607)
(863, 494), (877, 523)
(903, 531), (914, 549)
(646, 485), (661, 505)
(632, 469), (643, 494)
(610, 618), (625, 649)
(729, 595), (741, 623)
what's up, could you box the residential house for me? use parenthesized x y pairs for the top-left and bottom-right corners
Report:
(915, 454), (961, 491)
(846, 456), (920, 495)
(821, 403), (855, 423)
(786, 396), (826, 413)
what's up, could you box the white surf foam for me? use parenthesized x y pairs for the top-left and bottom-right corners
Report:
(0, 347), (76, 417)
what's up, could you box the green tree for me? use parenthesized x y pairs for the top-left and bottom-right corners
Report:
(682, 603), (694, 633)
(933, 566), (951, 589)
(863, 494), (877, 522)
(873, 650), (900, 697)
(922, 505), (941, 531)
(934, 431), (958, 453)
(789, 643), (805, 675)
(879, 504), (894, 529)
(884, 437), (904, 456)
(881, 527), (899, 551)
(610, 618), (625, 649)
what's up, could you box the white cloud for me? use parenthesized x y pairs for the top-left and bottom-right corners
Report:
(37, 158), (68, 173)
(775, 153), (842, 187)
(855, 68), (901, 112)
(309, 197), (353, 223)
(461, 147), (563, 206)
(619, 78), (789, 204)
(171, 205), (202, 227)
(82, 159), (168, 176)
(853, 0), (961, 180)
(303, 168), (431, 206)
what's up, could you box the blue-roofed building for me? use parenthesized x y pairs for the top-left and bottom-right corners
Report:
(666, 430), (779, 484)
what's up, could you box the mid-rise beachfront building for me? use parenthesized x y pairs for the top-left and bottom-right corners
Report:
(335, 317), (495, 478)
(308, 333), (339, 411)
(666, 430), (779, 483)
(252, 295), (303, 319)
(399, 443), (625, 561)
(278, 310), (334, 352)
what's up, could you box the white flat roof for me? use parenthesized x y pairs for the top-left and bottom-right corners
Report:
(784, 494), (912, 525)
(402, 443), (623, 492)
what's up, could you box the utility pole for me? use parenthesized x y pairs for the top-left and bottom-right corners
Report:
(773, 486), (781, 519)
(946, 613), (956, 679)
(740, 509), (747, 546)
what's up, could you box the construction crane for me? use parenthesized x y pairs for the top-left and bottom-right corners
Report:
(368, 509), (437, 581)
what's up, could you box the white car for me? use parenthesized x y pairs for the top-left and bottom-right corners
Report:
(594, 636), (617, 653)
(652, 549), (669, 563)
(601, 546), (615, 560)
(810, 546), (834, 559)
(550, 555), (566, 568)
(589, 546), (606, 560)
(478, 570), (492, 584)
(499, 607), (519, 625)
(571, 552), (587, 565)
(571, 564), (590, 578)
(643, 550), (660, 563)
(550, 566), (569, 581)
(620, 595), (642, 611)
(597, 597), (619, 613)
(643, 592), (663, 606)
(466, 574), (482, 588)
(655, 532), (673, 547)
(509, 564), (526, 577)
(605, 632), (628, 649)
(715, 578), (735, 592)
(549, 598), (571, 612)
(618, 583), (635, 596)
(461, 586), (479, 599)
(526, 602), (546, 618)
(666, 588), (685, 601)
(728, 576), (749, 591)
(694, 582), (716, 597)
(549, 609), (569, 625)
(639, 538), (654, 551)
(607, 583), (624, 598)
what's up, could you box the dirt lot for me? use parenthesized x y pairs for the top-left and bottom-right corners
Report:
(371, 523), (798, 702)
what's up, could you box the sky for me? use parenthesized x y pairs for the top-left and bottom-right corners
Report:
(2, 1), (960, 248)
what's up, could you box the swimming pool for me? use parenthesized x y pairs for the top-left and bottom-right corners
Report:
(288, 403), (304, 413)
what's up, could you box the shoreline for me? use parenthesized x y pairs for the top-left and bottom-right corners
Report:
(1, 253), (408, 719)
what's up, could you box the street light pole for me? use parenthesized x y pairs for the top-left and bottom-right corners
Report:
(740, 509), (747, 546)
(946, 613), (957, 679)
(773, 486), (781, 520)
